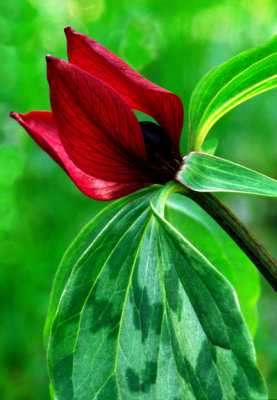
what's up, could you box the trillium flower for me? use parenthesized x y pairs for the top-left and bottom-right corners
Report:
(10, 27), (184, 200)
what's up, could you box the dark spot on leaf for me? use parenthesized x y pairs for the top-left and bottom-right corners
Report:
(141, 361), (157, 389)
(87, 288), (121, 339)
(132, 267), (142, 306)
(131, 269), (151, 343)
(133, 305), (140, 331)
(167, 326), (208, 399)
(126, 361), (157, 393)
(151, 302), (164, 335)
(210, 344), (217, 362)
(195, 340), (222, 399)
(126, 368), (140, 392)
(140, 287), (150, 342)
(53, 354), (74, 399)
(164, 269), (179, 312)
(96, 375), (118, 400)
(232, 368), (250, 398)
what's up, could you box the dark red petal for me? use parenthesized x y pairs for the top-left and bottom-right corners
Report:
(46, 55), (156, 183)
(10, 111), (151, 200)
(64, 27), (184, 156)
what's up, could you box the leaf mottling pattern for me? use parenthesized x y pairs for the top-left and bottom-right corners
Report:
(47, 183), (266, 400)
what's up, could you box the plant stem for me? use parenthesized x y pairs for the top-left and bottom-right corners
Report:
(185, 189), (277, 292)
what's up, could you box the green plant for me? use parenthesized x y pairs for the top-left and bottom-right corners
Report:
(11, 29), (277, 399)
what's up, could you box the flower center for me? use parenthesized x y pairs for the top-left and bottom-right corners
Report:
(139, 121), (180, 173)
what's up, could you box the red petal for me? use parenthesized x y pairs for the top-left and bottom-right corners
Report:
(46, 56), (156, 183)
(10, 111), (151, 200)
(64, 27), (184, 156)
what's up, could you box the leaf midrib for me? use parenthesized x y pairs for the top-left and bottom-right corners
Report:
(157, 217), (257, 396)
(46, 188), (156, 345)
(190, 49), (277, 150)
(196, 73), (277, 149)
(182, 155), (277, 194)
(114, 214), (153, 400)
(49, 199), (154, 400)
(194, 49), (277, 127)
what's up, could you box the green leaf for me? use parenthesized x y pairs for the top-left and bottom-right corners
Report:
(47, 182), (266, 399)
(188, 35), (277, 151)
(177, 152), (277, 196)
(165, 193), (260, 335)
(44, 185), (159, 346)
(200, 137), (218, 155)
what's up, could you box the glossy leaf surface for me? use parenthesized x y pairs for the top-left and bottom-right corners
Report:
(178, 152), (277, 196)
(47, 183), (266, 399)
(188, 35), (277, 151)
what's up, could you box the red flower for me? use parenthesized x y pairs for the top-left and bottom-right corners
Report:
(10, 27), (184, 200)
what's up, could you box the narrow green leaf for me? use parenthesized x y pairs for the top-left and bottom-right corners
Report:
(189, 35), (277, 151)
(47, 182), (266, 399)
(177, 152), (277, 196)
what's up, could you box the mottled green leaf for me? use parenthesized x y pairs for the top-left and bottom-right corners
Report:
(188, 35), (277, 151)
(151, 183), (266, 399)
(44, 186), (159, 346)
(47, 182), (266, 399)
(177, 152), (277, 196)
(165, 194), (260, 335)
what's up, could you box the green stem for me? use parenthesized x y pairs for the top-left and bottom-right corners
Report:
(184, 189), (277, 292)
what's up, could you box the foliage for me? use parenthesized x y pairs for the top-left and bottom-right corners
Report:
(1, 1), (277, 399)
(188, 34), (277, 152)
(178, 152), (277, 195)
(47, 184), (266, 399)
(44, 33), (277, 398)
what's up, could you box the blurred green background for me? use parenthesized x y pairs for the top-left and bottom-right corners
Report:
(1, 0), (277, 398)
